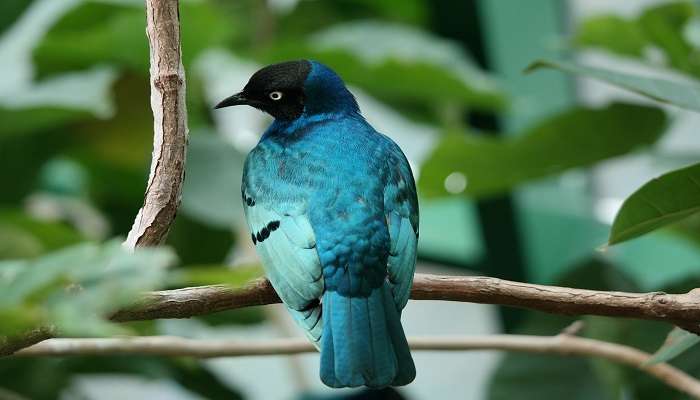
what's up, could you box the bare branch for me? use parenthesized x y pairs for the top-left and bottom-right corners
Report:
(17, 335), (700, 399)
(0, 327), (55, 357)
(559, 320), (585, 336)
(5, 273), (700, 356)
(124, 0), (188, 249)
(110, 276), (278, 321)
(411, 275), (700, 332)
(110, 274), (700, 334)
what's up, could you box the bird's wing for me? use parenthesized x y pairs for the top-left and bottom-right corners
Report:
(242, 178), (324, 346)
(383, 139), (419, 311)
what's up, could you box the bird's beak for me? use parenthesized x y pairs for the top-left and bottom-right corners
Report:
(214, 92), (248, 109)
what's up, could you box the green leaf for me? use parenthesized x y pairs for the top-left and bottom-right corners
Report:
(419, 103), (667, 198)
(638, 2), (699, 76)
(646, 327), (700, 365)
(33, 2), (148, 76)
(609, 162), (700, 245)
(310, 20), (504, 105)
(576, 15), (648, 57)
(270, 46), (506, 112)
(260, 20), (507, 114)
(0, 107), (90, 139)
(0, 239), (175, 336)
(34, 1), (235, 77)
(276, 0), (428, 35)
(526, 59), (700, 112)
(0, 210), (84, 260)
(668, 213), (700, 246)
(574, 2), (700, 77)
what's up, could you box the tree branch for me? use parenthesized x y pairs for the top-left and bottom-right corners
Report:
(110, 274), (700, 335)
(0, 327), (55, 357)
(4, 273), (700, 356)
(0, 0), (189, 360)
(16, 334), (700, 399)
(124, 0), (188, 249)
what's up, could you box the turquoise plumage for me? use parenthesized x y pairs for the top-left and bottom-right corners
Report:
(216, 60), (418, 388)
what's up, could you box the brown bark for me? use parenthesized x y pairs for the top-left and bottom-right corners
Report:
(109, 274), (700, 335)
(124, 0), (188, 249)
(17, 334), (700, 399)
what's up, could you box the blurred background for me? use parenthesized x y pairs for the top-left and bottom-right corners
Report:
(1, 0), (700, 399)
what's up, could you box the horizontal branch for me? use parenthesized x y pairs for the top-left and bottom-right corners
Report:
(111, 274), (700, 334)
(16, 334), (700, 399)
(4, 273), (700, 357)
(0, 327), (55, 357)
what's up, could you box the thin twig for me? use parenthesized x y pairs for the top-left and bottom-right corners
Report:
(110, 274), (700, 335)
(16, 335), (700, 399)
(124, 0), (188, 249)
(559, 320), (585, 336)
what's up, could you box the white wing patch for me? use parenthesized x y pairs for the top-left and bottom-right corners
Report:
(243, 190), (324, 345)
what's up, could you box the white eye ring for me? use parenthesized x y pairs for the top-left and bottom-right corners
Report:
(269, 91), (283, 101)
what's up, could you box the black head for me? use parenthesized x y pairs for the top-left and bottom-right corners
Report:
(215, 60), (312, 120)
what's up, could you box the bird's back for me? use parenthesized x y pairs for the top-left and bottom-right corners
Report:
(245, 115), (391, 285)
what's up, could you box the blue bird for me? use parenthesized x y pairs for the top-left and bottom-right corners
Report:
(215, 60), (418, 388)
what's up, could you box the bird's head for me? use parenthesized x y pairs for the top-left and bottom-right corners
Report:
(214, 60), (358, 120)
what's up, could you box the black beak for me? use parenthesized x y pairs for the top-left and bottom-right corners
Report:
(214, 92), (248, 109)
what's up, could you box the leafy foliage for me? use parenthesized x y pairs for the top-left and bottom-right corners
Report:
(646, 327), (700, 365)
(419, 103), (667, 198)
(0, 210), (84, 260)
(575, 2), (700, 77)
(576, 15), (648, 57)
(609, 162), (700, 245)
(259, 43), (506, 118)
(33, 1), (236, 78)
(527, 59), (700, 112)
(0, 106), (91, 138)
(0, 240), (174, 337)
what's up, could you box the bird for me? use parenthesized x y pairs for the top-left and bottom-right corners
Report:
(215, 60), (418, 388)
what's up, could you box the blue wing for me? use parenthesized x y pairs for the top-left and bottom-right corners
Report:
(383, 138), (419, 310)
(242, 160), (324, 346)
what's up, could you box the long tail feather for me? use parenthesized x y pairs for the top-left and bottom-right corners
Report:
(320, 283), (416, 388)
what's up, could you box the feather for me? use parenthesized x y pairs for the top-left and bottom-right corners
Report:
(384, 142), (419, 311)
(242, 186), (323, 316)
(320, 284), (413, 388)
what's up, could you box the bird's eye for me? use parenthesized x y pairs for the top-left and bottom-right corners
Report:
(269, 91), (283, 101)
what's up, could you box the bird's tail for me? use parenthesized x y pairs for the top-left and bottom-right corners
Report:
(320, 282), (416, 388)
